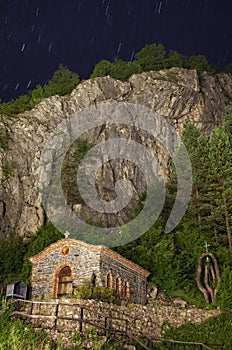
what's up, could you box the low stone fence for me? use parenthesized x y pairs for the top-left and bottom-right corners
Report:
(11, 298), (220, 342)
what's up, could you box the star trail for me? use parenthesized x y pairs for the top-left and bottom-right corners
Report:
(0, 0), (231, 102)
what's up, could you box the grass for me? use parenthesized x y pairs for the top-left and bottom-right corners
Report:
(0, 300), (125, 350)
(162, 311), (232, 350)
(0, 299), (63, 350)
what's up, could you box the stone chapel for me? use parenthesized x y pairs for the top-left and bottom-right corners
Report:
(30, 238), (150, 304)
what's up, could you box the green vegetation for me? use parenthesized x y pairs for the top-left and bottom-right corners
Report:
(1, 160), (16, 180)
(224, 63), (232, 74)
(73, 283), (116, 303)
(162, 311), (232, 350)
(0, 223), (63, 291)
(0, 306), (125, 349)
(61, 139), (94, 205)
(0, 126), (9, 150)
(115, 103), (232, 309)
(91, 43), (218, 82)
(0, 305), (64, 349)
(0, 64), (80, 117)
(1, 42), (230, 118)
(130, 312), (232, 349)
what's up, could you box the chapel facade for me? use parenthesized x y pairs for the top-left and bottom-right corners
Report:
(29, 238), (150, 304)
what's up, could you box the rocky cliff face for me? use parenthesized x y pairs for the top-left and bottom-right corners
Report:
(0, 68), (232, 237)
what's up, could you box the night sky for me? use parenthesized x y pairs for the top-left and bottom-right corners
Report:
(0, 0), (232, 102)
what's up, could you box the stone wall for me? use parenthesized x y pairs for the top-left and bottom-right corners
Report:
(14, 298), (220, 348)
(100, 250), (148, 304)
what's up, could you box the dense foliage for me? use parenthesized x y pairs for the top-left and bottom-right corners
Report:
(115, 103), (232, 309)
(0, 306), (63, 349)
(0, 305), (125, 350)
(162, 311), (232, 350)
(0, 64), (80, 117)
(61, 139), (94, 205)
(0, 223), (63, 293)
(1, 42), (231, 117)
(91, 43), (218, 81)
(74, 283), (116, 303)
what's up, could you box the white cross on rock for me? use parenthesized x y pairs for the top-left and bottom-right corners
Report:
(204, 242), (210, 253)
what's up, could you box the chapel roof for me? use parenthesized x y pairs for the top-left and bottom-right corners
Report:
(30, 238), (150, 277)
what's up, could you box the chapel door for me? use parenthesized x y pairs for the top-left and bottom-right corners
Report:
(57, 266), (73, 297)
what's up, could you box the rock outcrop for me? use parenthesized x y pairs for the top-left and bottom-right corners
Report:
(0, 68), (232, 236)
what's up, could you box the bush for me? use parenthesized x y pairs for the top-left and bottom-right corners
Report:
(0, 127), (9, 150)
(0, 308), (62, 349)
(163, 312), (232, 350)
(75, 284), (116, 303)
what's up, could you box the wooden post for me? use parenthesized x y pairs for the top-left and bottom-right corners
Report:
(29, 302), (34, 325)
(53, 302), (59, 330)
(104, 316), (107, 336)
(109, 309), (112, 332)
(125, 320), (129, 344)
(79, 307), (83, 333)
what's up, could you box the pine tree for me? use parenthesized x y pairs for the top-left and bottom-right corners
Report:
(134, 43), (167, 71)
(90, 59), (112, 78)
(177, 123), (209, 231)
(44, 64), (80, 96)
(207, 127), (232, 260)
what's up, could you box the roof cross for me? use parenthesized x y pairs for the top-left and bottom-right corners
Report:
(64, 231), (70, 239)
(204, 242), (210, 253)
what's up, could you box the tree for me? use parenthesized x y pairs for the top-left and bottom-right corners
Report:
(0, 65), (80, 116)
(0, 233), (26, 287)
(91, 59), (141, 81)
(165, 50), (185, 69)
(174, 224), (210, 293)
(224, 63), (232, 74)
(170, 123), (209, 232)
(61, 139), (93, 206)
(207, 127), (232, 261)
(90, 59), (112, 78)
(185, 55), (217, 74)
(110, 59), (141, 81)
(222, 102), (232, 140)
(134, 43), (167, 71)
(30, 84), (45, 105)
(44, 64), (80, 96)
(217, 266), (232, 309)
(21, 223), (63, 284)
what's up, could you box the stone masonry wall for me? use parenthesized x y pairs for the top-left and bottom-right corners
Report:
(30, 240), (102, 299)
(15, 298), (220, 348)
(100, 252), (148, 304)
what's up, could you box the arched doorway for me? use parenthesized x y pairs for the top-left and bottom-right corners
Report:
(57, 266), (73, 297)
